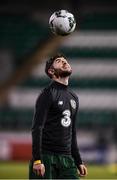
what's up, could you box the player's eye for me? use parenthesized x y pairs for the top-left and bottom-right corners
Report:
(56, 59), (61, 63)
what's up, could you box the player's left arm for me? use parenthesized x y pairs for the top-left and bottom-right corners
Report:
(71, 96), (88, 177)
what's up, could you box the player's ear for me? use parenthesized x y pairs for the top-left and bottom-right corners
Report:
(48, 68), (55, 76)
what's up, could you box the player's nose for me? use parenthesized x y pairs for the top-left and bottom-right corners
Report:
(62, 60), (67, 65)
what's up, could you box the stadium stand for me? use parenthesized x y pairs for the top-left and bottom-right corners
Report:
(0, 1), (117, 131)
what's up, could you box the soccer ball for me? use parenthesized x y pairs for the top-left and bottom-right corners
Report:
(49, 10), (76, 36)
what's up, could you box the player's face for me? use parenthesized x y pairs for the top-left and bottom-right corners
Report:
(52, 57), (72, 78)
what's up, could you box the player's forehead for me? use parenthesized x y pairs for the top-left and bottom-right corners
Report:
(54, 57), (68, 63)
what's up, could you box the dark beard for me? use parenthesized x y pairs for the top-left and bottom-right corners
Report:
(53, 68), (72, 78)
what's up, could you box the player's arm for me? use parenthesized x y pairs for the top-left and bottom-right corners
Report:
(71, 98), (87, 177)
(32, 89), (52, 176)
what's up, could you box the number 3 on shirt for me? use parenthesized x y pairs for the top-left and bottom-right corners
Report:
(61, 110), (71, 127)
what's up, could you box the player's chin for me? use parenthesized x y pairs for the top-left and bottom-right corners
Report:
(63, 70), (72, 76)
(63, 67), (72, 73)
(67, 69), (72, 74)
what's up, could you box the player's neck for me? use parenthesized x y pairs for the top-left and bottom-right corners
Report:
(53, 77), (69, 86)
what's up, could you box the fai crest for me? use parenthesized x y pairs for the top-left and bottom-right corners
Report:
(70, 99), (76, 109)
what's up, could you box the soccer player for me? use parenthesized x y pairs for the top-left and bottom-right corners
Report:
(29, 54), (87, 179)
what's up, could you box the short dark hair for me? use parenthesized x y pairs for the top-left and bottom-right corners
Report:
(45, 53), (66, 78)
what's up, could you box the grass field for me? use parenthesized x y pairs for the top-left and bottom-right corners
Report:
(0, 161), (117, 179)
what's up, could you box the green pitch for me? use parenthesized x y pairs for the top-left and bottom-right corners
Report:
(0, 161), (117, 179)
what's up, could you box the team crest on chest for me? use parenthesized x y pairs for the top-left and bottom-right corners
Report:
(70, 99), (76, 109)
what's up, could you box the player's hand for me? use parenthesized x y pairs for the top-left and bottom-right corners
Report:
(33, 163), (45, 177)
(78, 164), (88, 177)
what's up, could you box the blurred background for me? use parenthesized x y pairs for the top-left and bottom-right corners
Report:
(0, 0), (117, 179)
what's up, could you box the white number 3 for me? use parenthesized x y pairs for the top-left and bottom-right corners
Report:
(61, 110), (71, 127)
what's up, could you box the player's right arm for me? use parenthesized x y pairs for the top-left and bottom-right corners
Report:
(31, 89), (52, 176)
